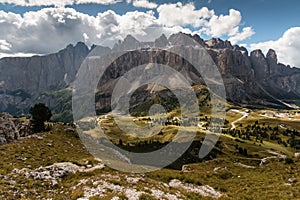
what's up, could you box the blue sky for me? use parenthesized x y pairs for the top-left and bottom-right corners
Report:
(0, 0), (299, 66)
(1, 0), (299, 43)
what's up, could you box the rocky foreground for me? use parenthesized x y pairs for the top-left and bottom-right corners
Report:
(4, 162), (223, 200)
(0, 123), (224, 200)
(0, 122), (299, 199)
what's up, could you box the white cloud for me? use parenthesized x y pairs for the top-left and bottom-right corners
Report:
(126, 0), (157, 9)
(0, 52), (42, 58)
(0, 8), (109, 54)
(251, 27), (300, 67)
(157, 3), (253, 44)
(0, 40), (12, 51)
(0, 3), (255, 57)
(0, 7), (188, 55)
(157, 2), (214, 27)
(0, 0), (121, 7)
(204, 9), (241, 37)
(229, 27), (255, 45)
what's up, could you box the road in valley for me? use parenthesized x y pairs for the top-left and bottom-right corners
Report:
(230, 109), (249, 130)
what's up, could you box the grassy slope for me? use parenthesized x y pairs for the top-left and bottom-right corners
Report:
(0, 121), (299, 199)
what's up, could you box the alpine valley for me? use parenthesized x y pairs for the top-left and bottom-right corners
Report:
(0, 33), (300, 200)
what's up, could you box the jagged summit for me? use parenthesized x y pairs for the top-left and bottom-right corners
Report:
(105, 32), (246, 53)
(205, 38), (233, 49)
(112, 34), (141, 51)
(266, 49), (278, 65)
(154, 34), (169, 48)
(1, 32), (300, 116)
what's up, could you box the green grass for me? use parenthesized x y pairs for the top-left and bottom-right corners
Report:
(1, 106), (300, 199)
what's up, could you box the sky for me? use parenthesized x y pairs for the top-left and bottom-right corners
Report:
(0, 0), (299, 67)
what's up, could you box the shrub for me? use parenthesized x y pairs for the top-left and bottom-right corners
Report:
(29, 103), (52, 133)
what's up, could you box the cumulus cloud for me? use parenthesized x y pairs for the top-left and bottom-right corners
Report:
(157, 2), (214, 27)
(0, 8), (100, 54)
(0, 2), (255, 57)
(0, 7), (189, 55)
(126, 0), (157, 9)
(251, 27), (300, 67)
(201, 8), (254, 43)
(204, 9), (241, 37)
(157, 3), (254, 44)
(229, 27), (255, 45)
(0, 0), (121, 7)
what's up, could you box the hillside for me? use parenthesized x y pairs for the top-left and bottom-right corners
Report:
(0, 113), (299, 199)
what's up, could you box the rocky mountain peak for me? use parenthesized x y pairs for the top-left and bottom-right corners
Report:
(250, 49), (269, 79)
(266, 49), (278, 65)
(190, 34), (207, 47)
(113, 35), (141, 52)
(75, 41), (89, 49)
(168, 32), (207, 47)
(66, 44), (74, 49)
(124, 34), (139, 43)
(154, 34), (168, 48)
(59, 42), (89, 55)
(168, 32), (199, 46)
(89, 45), (112, 56)
(250, 49), (265, 59)
(206, 38), (233, 49)
(233, 45), (248, 55)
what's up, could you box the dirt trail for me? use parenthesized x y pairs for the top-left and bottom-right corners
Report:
(230, 109), (249, 130)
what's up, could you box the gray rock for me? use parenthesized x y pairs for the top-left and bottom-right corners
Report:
(181, 165), (193, 172)
(0, 113), (19, 144)
(288, 178), (297, 183)
(206, 38), (233, 49)
(260, 156), (277, 166)
(12, 168), (19, 174)
(154, 34), (169, 48)
(51, 179), (58, 186)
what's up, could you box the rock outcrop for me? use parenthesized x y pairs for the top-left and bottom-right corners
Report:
(206, 38), (233, 49)
(0, 113), (31, 145)
(154, 34), (169, 48)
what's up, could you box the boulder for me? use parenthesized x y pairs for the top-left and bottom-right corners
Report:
(181, 165), (193, 172)
(0, 113), (19, 144)
(0, 113), (32, 145)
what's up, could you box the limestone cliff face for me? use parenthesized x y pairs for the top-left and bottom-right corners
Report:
(0, 42), (89, 94)
(250, 49), (270, 80)
(1, 33), (300, 117)
(0, 42), (89, 114)
(95, 33), (300, 109)
(250, 48), (300, 101)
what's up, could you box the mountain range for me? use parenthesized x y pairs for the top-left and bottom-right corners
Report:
(0, 32), (300, 120)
